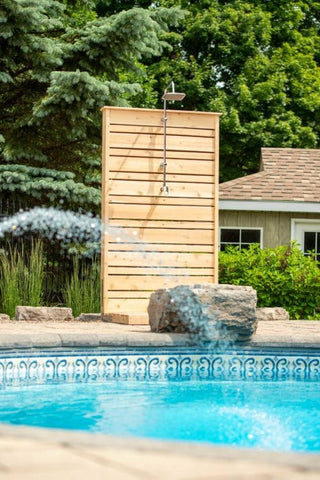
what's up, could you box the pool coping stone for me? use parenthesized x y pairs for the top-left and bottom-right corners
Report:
(0, 319), (320, 350)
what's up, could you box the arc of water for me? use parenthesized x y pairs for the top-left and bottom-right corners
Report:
(0, 207), (229, 346)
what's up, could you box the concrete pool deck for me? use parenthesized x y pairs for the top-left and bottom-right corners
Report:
(0, 424), (320, 480)
(0, 319), (320, 349)
(0, 319), (319, 479)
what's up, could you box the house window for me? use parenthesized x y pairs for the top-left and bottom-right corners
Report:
(304, 232), (320, 261)
(291, 219), (320, 261)
(220, 228), (262, 251)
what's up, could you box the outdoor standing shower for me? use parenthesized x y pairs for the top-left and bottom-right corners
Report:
(161, 82), (186, 194)
(101, 99), (220, 324)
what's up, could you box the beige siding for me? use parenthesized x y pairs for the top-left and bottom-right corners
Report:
(219, 211), (320, 248)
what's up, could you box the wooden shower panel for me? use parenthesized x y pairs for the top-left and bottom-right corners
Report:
(101, 107), (220, 324)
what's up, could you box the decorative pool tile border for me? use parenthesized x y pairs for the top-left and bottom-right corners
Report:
(0, 348), (319, 385)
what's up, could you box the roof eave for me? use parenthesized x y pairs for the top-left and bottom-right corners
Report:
(219, 199), (320, 213)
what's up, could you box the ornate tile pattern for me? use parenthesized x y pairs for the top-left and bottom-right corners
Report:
(0, 348), (319, 386)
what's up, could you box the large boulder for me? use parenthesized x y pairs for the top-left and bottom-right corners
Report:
(15, 306), (74, 322)
(148, 284), (258, 342)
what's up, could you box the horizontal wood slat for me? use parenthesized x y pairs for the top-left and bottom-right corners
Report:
(104, 298), (150, 313)
(110, 148), (214, 161)
(107, 275), (214, 291)
(110, 133), (215, 153)
(108, 245), (213, 253)
(108, 181), (214, 198)
(108, 157), (214, 175)
(108, 227), (214, 245)
(108, 204), (214, 221)
(108, 219), (215, 230)
(110, 124), (214, 138)
(106, 252), (213, 268)
(109, 196), (214, 207)
(109, 172), (214, 184)
(103, 107), (220, 128)
(108, 291), (153, 299)
(108, 267), (213, 275)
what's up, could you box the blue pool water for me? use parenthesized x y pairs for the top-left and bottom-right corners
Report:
(0, 377), (320, 452)
(0, 348), (319, 452)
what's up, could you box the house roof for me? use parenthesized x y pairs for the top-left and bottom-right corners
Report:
(219, 148), (320, 203)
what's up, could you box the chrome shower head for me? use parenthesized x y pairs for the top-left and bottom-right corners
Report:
(162, 81), (186, 102)
(162, 91), (186, 101)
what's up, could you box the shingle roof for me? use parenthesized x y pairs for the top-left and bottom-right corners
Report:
(219, 148), (320, 202)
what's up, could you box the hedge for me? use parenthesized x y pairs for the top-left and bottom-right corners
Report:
(218, 243), (320, 320)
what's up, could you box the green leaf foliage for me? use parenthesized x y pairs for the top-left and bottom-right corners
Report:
(219, 244), (320, 320)
(121, 0), (320, 181)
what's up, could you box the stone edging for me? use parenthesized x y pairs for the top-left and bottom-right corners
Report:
(1, 319), (320, 349)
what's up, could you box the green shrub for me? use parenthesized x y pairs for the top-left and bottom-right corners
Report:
(0, 239), (44, 318)
(63, 256), (100, 317)
(219, 244), (320, 320)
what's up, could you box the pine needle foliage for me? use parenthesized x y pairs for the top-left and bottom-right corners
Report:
(0, 0), (183, 209)
(0, 164), (101, 209)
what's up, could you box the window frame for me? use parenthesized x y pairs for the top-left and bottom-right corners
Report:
(291, 219), (320, 260)
(219, 227), (263, 251)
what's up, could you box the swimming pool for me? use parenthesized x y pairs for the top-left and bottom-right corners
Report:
(0, 347), (319, 453)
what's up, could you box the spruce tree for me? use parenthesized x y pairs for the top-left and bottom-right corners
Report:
(0, 0), (182, 210)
